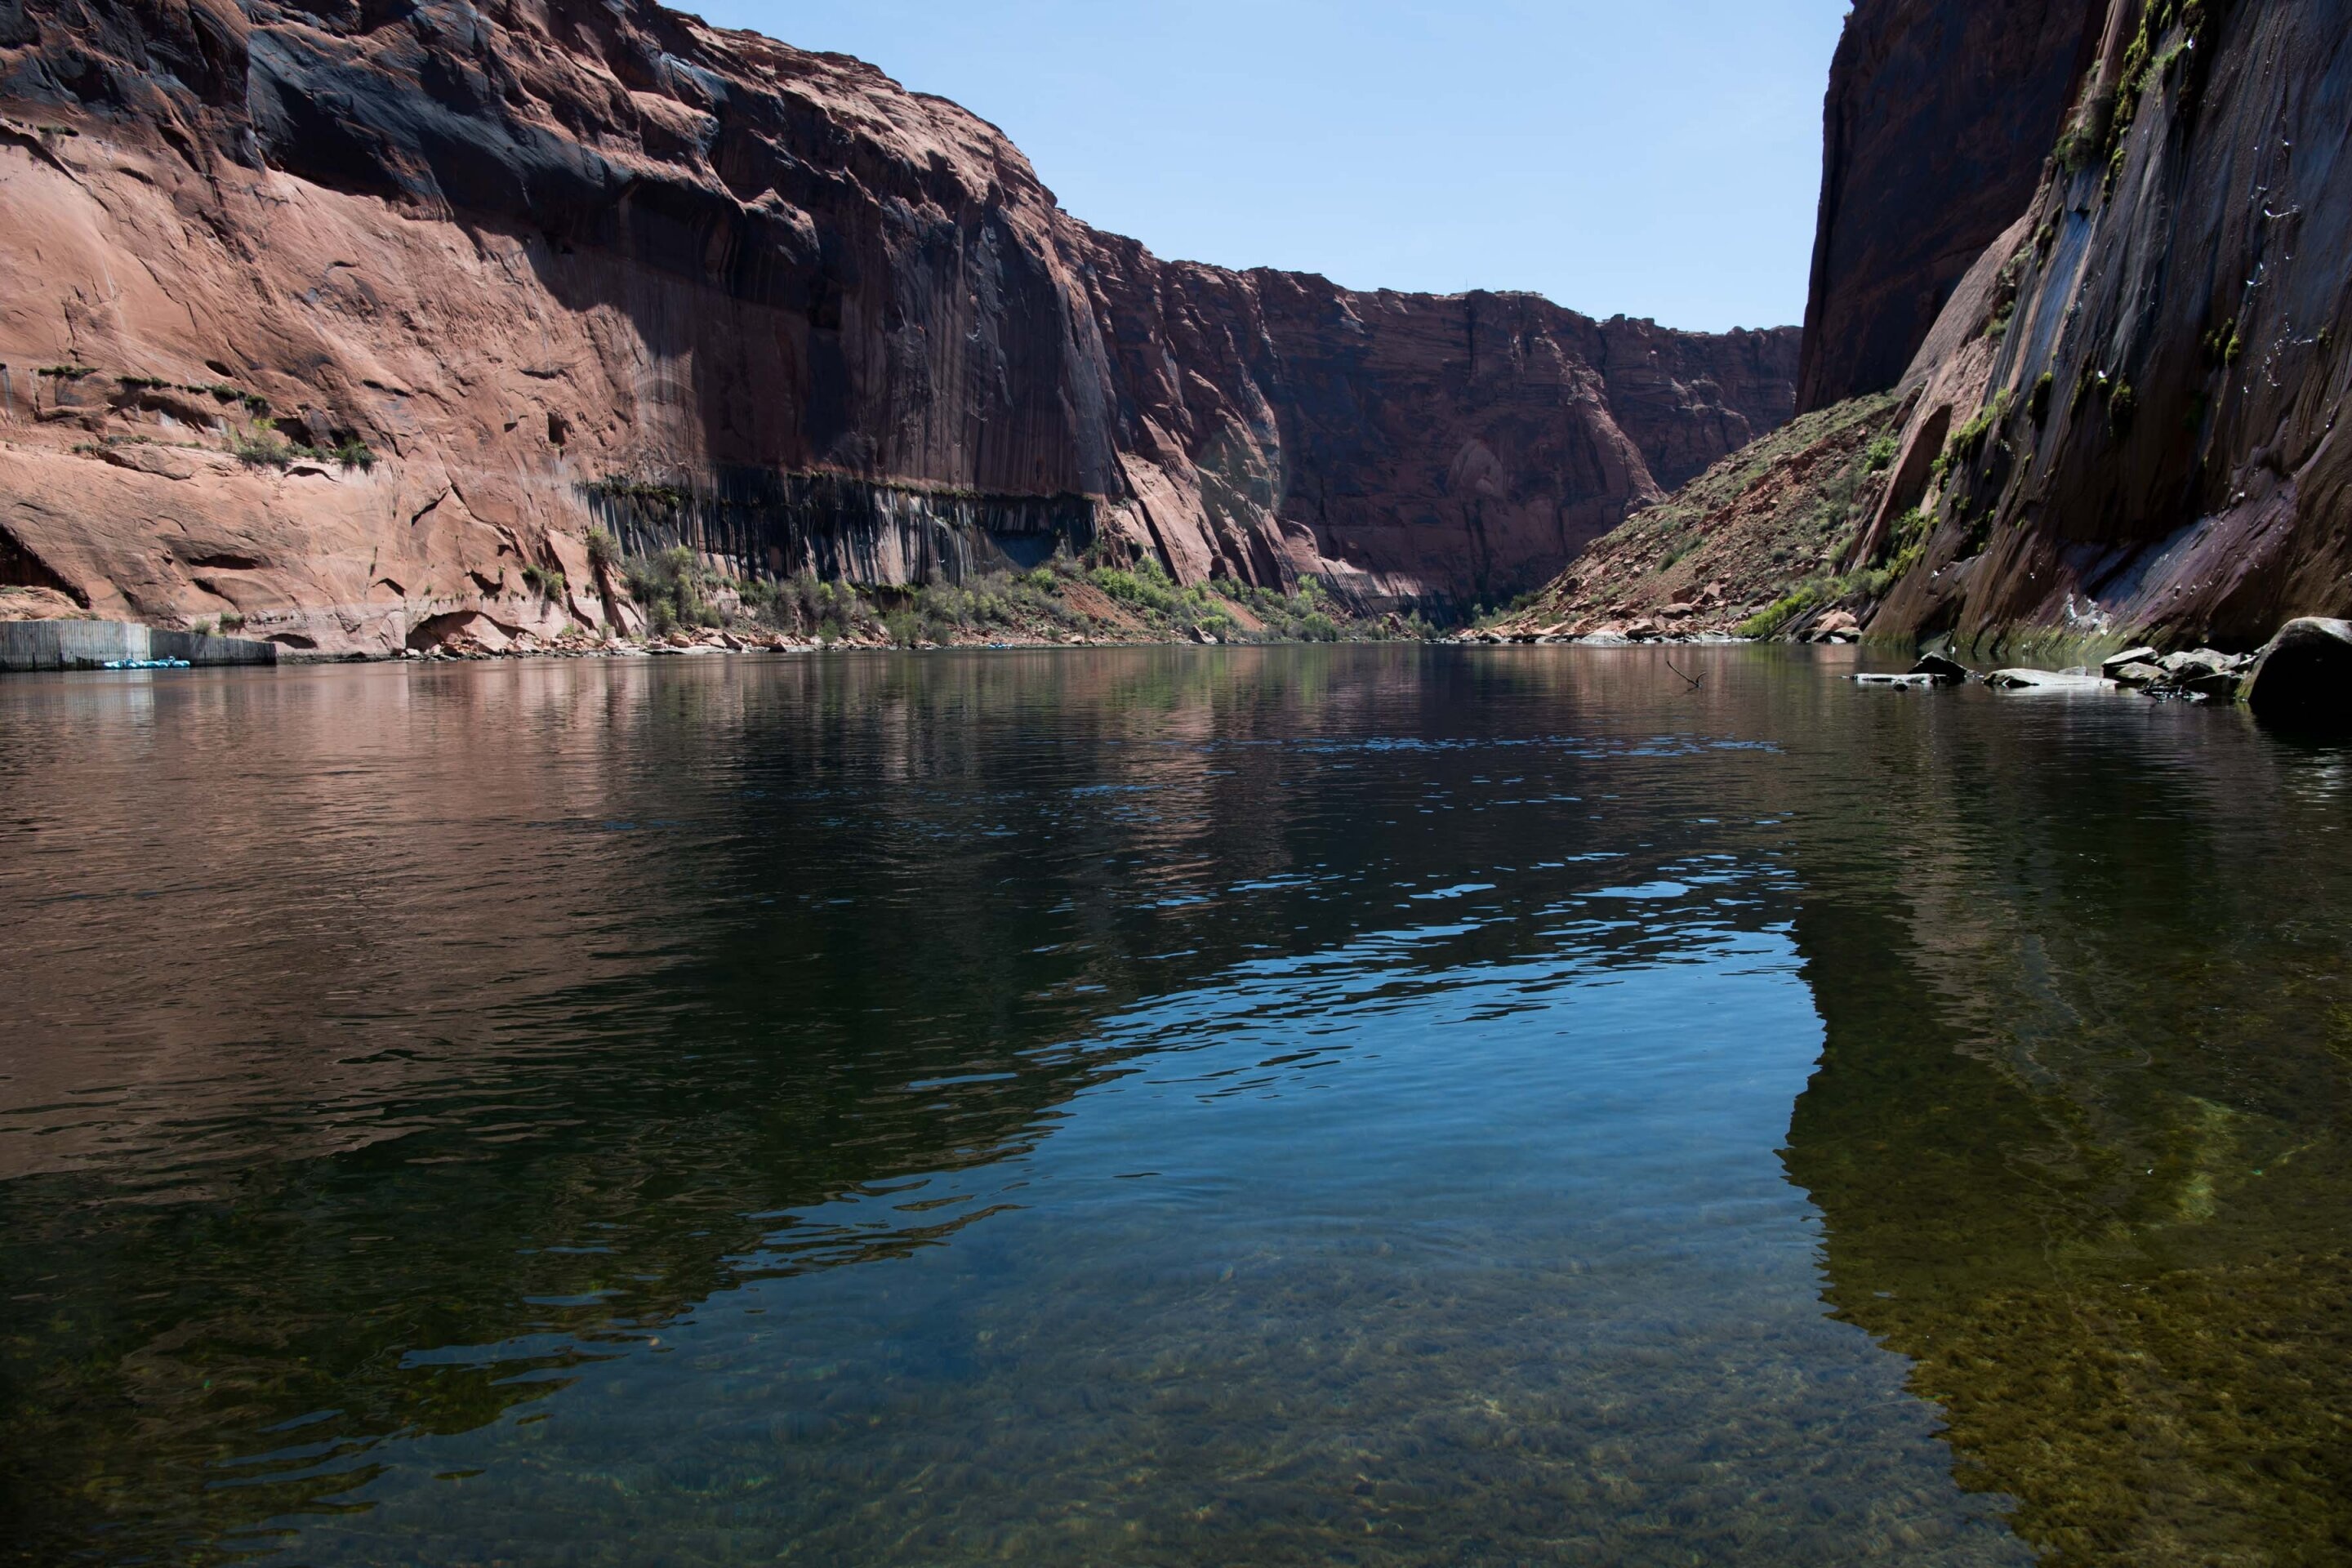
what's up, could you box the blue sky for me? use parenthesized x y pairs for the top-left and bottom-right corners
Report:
(689, 2), (1853, 333)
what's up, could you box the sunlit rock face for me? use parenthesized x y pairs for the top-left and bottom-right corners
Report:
(0, 0), (1797, 653)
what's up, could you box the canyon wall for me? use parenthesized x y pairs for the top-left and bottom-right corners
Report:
(1796, 0), (2106, 412)
(1859, 0), (2352, 654)
(0, 0), (1796, 654)
(1549, 0), (2350, 657)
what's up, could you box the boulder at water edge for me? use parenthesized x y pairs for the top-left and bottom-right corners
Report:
(1909, 653), (1973, 684)
(2243, 619), (2352, 729)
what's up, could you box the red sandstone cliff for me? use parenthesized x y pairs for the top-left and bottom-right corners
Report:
(0, 0), (1796, 655)
(1797, 0), (2106, 413)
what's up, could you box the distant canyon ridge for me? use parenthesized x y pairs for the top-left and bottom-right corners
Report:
(0, 0), (1796, 655)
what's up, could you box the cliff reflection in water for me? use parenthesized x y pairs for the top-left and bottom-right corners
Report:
(2, 651), (1442, 1552)
(1782, 694), (2352, 1565)
(0, 646), (2345, 1566)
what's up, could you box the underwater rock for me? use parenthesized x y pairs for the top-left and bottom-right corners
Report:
(1986, 668), (2112, 693)
(2165, 671), (2244, 701)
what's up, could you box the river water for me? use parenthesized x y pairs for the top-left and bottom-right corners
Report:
(2, 645), (2346, 1566)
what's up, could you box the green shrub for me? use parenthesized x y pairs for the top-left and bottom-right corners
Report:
(2108, 381), (2137, 438)
(1931, 390), (2011, 483)
(2055, 119), (2096, 173)
(230, 418), (292, 470)
(1736, 579), (1830, 639)
(737, 576), (782, 619)
(1864, 434), (1899, 473)
(586, 529), (619, 569)
(333, 438), (377, 472)
(521, 564), (567, 599)
(1094, 558), (1183, 616)
(586, 476), (690, 509)
(625, 546), (720, 630)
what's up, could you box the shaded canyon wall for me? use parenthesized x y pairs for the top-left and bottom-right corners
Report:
(1818, 0), (2352, 653)
(1796, 0), (2107, 413)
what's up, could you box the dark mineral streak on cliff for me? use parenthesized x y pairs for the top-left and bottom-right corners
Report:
(583, 472), (1098, 586)
(1797, 0), (2106, 412)
(0, 0), (1796, 654)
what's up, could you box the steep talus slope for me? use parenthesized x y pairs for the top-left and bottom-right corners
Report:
(1797, 0), (2107, 412)
(1491, 394), (1907, 640)
(1867, 0), (2352, 656)
(0, 0), (1795, 655)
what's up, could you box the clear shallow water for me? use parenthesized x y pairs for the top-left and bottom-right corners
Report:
(1, 646), (2347, 1565)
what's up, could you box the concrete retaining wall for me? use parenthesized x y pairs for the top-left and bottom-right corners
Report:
(0, 620), (280, 672)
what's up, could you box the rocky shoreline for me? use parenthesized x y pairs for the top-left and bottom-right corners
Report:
(1847, 618), (2352, 726)
(17, 605), (2349, 733)
(389, 622), (1313, 662)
